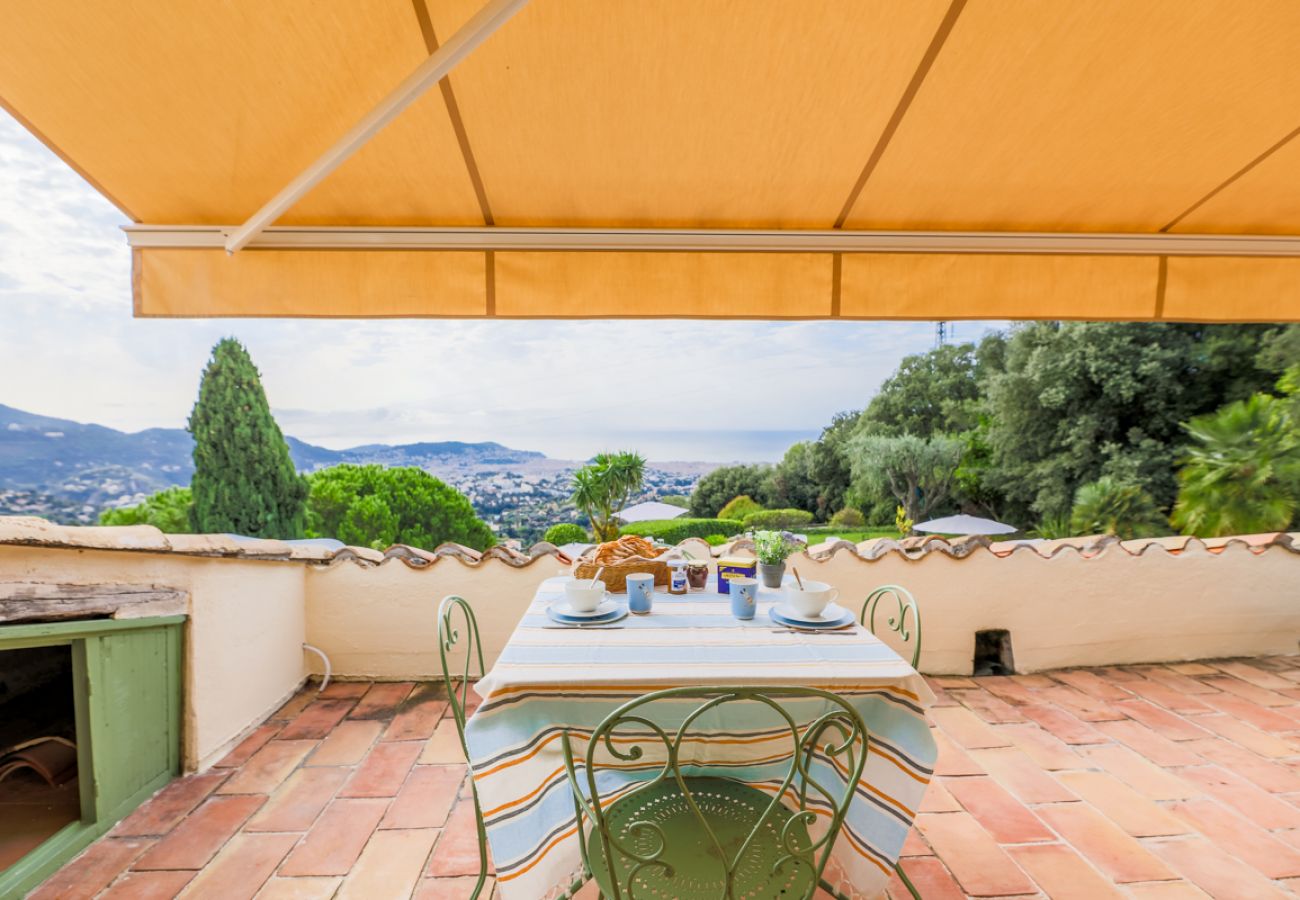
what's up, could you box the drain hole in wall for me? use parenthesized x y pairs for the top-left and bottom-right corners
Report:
(973, 630), (1015, 676)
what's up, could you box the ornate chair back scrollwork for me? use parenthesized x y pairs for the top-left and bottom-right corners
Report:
(860, 584), (923, 669)
(560, 685), (869, 900)
(436, 594), (489, 899)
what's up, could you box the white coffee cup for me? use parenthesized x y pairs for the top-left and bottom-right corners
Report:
(564, 578), (607, 613)
(785, 580), (839, 618)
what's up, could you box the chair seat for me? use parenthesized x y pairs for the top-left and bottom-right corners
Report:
(587, 776), (817, 899)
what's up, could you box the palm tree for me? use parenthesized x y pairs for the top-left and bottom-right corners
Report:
(1069, 477), (1167, 539)
(1171, 394), (1300, 537)
(570, 451), (646, 541)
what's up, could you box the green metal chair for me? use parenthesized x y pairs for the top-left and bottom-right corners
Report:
(860, 584), (922, 669)
(436, 594), (490, 900)
(859, 585), (923, 899)
(558, 685), (870, 900)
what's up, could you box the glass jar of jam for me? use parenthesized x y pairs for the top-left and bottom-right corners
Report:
(686, 561), (709, 591)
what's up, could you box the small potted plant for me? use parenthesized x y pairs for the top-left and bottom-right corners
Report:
(752, 530), (800, 589)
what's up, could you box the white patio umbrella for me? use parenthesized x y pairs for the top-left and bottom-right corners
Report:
(913, 514), (1018, 535)
(615, 501), (689, 523)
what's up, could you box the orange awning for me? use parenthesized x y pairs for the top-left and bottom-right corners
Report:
(2, 1), (1298, 320)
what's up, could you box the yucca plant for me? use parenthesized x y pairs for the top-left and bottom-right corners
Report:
(570, 450), (646, 541)
(1171, 394), (1300, 537)
(1069, 476), (1167, 539)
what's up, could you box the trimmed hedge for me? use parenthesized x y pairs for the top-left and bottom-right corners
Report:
(620, 518), (745, 544)
(718, 494), (764, 521)
(742, 508), (815, 530)
(543, 523), (589, 545)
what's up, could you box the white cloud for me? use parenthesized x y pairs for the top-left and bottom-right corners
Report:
(0, 111), (1007, 460)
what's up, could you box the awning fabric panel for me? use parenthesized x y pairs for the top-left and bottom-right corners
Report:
(1, 0), (1298, 321)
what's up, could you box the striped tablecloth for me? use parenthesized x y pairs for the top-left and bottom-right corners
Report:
(464, 577), (937, 900)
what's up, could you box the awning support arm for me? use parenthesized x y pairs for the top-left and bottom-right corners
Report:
(223, 0), (530, 254)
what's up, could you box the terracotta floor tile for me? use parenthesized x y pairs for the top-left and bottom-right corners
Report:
(1150, 836), (1291, 900)
(1120, 678), (1214, 715)
(967, 747), (1076, 804)
(27, 837), (154, 900)
(1167, 663), (1219, 677)
(1010, 673), (1057, 688)
(178, 832), (300, 900)
(279, 797), (389, 877)
(891, 857), (966, 900)
(1036, 684), (1128, 722)
(918, 781), (962, 813)
(931, 730), (986, 777)
(1180, 765), (1300, 829)
(279, 699), (358, 741)
(1049, 669), (1134, 702)
(270, 689), (317, 722)
(1095, 665), (1150, 683)
(1124, 883), (1211, 900)
(899, 828), (932, 856)
(1169, 796), (1300, 879)
(1210, 660), (1298, 691)
(246, 767), (350, 832)
(420, 720), (468, 765)
(318, 681), (371, 699)
(1007, 842), (1126, 899)
(1113, 699), (1211, 741)
(944, 776), (1054, 843)
(913, 812), (1035, 896)
(134, 795), (265, 870)
(381, 765), (466, 830)
(215, 724), (285, 769)
(928, 706), (1012, 750)
(1093, 720), (1204, 767)
(338, 827), (439, 900)
(340, 740), (423, 798)
(1018, 703), (1109, 744)
(953, 688), (1026, 724)
(348, 682), (416, 720)
(306, 720), (383, 767)
(218, 740), (317, 795)
(1082, 745), (1198, 801)
(998, 723), (1087, 770)
(1036, 803), (1175, 883)
(385, 685), (450, 742)
(1136, 666), (1221, 694)
(412, 876), (496, 900)
(112, 772), (229, 837)
(253, 876), (343, 899)
(427, 802), (490, 878)
(100, 870), (195, 899)
(1188, 737), (1300, 793)
(1201, 674), (1296, 708)
(1054, 770), (1190, 837)
(977, 676), (1040, 706)
(1201, 692), (1299, 732)
(1194, 713), (1300, 758)
(930, 675), (980, 688)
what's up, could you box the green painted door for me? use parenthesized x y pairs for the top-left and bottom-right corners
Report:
(0, 616), (184, 899)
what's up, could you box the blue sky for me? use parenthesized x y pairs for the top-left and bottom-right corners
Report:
(0, 111), (1006, 461)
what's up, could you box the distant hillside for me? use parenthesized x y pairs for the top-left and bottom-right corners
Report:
(0, 403), (545, 520)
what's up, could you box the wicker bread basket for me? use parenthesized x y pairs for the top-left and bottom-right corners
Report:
(573, 557), (669, 593)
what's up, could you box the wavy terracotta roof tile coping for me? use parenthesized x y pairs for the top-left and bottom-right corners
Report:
(0, 515), (1296, 572)
(32, 655), (1300, 899)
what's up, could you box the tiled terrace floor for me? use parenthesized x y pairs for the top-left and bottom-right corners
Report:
(29, 656), (1300, 899)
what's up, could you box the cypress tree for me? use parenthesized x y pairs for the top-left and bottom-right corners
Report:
(187, 338), (308, 538)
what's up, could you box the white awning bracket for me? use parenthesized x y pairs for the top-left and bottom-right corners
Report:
(125, 226), (1300, 258)
(223, 0), (530, 254)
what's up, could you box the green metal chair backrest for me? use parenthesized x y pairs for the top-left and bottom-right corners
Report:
(561, 685), (869, 900)
(860, 584), (922, 669)
(435, 594), (490, 899)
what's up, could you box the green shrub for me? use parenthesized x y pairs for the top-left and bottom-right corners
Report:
(704, 534), (728, 546)
(741, 509), (814, 530)
(543, 523), (589, 545)
(620, 518), (745, 544)
(829, 507), (865, 528)
(719, 494), (764, 521)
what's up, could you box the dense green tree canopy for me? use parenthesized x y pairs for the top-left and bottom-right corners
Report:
(99, 486), (193, 532)
(846, 433), (963, 525)
(688, 464), (771, 518)
(188, 338), (308, 538)
(306, 464), (495, 551)
(764, 441), (820, 514)
(860, 340), (999, 438)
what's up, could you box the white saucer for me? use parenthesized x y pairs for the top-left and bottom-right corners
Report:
(554, 598), (618, 618)
(774, 601), (848, 624)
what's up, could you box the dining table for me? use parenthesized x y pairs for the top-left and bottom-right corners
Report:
(462, 575), (938, 900)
